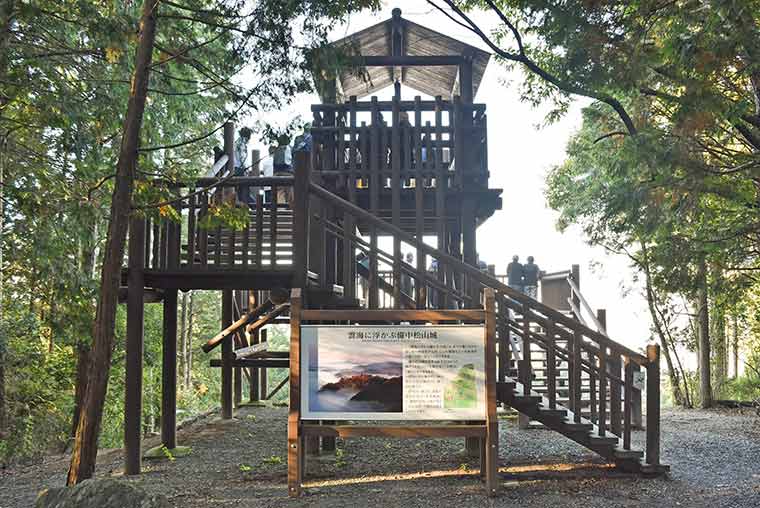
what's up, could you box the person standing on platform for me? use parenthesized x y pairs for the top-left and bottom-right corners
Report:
(272, 134), (293, 205)
(523, 256), (540, 299)
(261, 145), (275, 204)
(507, 255), (524, 293)
(234, 127), (253, 205)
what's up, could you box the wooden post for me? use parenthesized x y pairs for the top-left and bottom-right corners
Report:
(484, 289), (499, 496)
(221, 289), (233, 419)
(249, 328), (260, 402)
(234, 292), (243, 407)
(293, 152), (310, 289)
(161, 289), (178, 450)
(288, 289), (303, 497)
(623, 358), (633, 450)
(260, 328), (268, 397)
(646, 344), (661, 466)
(632, 365), (644, 429)
(125, 216), (146, 475)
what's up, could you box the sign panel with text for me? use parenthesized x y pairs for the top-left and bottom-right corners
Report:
(301, 325), (485, 421)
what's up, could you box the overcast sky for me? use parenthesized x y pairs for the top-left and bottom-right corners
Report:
(245, 1), (654, 352)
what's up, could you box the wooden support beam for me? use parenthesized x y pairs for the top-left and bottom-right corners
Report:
(125, 216), (146, 476)
(161, 289), (178, 450)
(484, 289), (499, 496)
(646, 344), (661, 466)
(288, 289), (303, 497)
(221, 289), (233, 419)
(202, 299), (274, 353)
(301, 425), (486, 438)
(349, 55), (464, 67)
(300, 309), (484, 322)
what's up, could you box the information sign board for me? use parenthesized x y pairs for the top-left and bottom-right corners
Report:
(301, 325), (485, 421)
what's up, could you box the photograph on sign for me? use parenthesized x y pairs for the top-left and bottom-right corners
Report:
(301, 326), (485, 421)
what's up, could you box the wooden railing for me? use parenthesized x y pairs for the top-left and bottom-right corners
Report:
(301, 173), (661, 467)
(310, 96), (488, 193)
(142, 177), (295, 271)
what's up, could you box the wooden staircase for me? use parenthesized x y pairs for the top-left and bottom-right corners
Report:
(158, 167), (667, 476)
(497, 379), (662, 473)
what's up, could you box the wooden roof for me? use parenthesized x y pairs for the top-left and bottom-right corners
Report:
(320, 9), (490, 101)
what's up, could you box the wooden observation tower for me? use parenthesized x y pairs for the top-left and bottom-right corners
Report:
(121, 7), (667, 489)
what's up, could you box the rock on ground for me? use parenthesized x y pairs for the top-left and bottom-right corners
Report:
(35, 478), (171, 508)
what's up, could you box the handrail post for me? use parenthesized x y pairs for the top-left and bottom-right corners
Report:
(646, 344), (661, 466)
(293, 152), (310, 289)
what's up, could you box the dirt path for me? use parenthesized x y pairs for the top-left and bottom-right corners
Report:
(3, 406), (760, 508)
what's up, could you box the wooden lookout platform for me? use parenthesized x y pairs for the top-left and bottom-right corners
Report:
(120, 7), (668, 496)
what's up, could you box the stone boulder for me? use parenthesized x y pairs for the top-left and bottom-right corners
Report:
(36, 478), (171, 508)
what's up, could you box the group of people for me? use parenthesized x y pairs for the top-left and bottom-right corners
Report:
(506, 255), (541, 299)
(224, 124), (313, 207)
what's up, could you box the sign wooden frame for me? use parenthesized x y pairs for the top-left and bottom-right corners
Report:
(287, 288), (499, 497)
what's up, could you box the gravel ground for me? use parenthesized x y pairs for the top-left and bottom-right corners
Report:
(2, 406), (760, 508)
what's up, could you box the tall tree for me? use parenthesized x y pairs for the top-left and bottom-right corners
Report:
(67, 0), (160, 484)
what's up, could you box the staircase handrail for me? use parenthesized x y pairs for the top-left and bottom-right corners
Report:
(308, 180), (649, 366)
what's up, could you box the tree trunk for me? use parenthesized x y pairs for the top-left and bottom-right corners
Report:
(0, 0), (16, 441)
(70, 213), (99, 440)
(640, 242), (685, 405)
(70, 342), (91, 439)
(66, 0), (159, 485)
(185, 291), (195, 390)
(179, 291), (188, 389)
(697, 258), (712, 408)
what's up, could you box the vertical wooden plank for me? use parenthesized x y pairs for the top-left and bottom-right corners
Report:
(589, 351), (598, 423)
(152, 220), (160, 269)
(288, 289), (303, 497)
(144, 217), (152, 268)
(199, 192), (208, 267)
(348, 96), (358, 204)
(369, 97), (380, 309)
(573, 331), (583, 423)
(342, 212), (355, 301)
(497, 296), (507, 383)
(521, 303), (532, 396)
(161, 289), (178, 449)
(346, 97), (358, 299)
(242, 202), (250, 269)
(212, 222), (221, 267)
(623, 358), (633, 450)
(270, 181), (277, 268)
(484, 289), (499, 496)
(249, 328), (260, 402)
(221, 290), (233, 419)
(414, 97), (425, 308)
(434, 98), (447, 308)
(598, 346), (607, 436)
(125, 216), (146, 475)
(186, 191), (196, 267)
(546, 320), (557, 409)
(391, 96), (401, 309)
(292, 151), (310, 288)
(255, 190), (263, 268)
(167, 208), (180, 270)
(159, 219), (168, 269)
(260, 327), (268, 398)
(646, 344), (661, 466)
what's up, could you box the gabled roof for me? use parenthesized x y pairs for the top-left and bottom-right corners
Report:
(320, 9), (491, 101)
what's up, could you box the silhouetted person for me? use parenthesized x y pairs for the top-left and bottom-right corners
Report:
(507, 255), (524, 293)
(234, 127), (253, 205)
(523, 256), (540, 299)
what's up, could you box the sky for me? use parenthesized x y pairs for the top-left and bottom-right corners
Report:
(244, 1), (655, 353)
